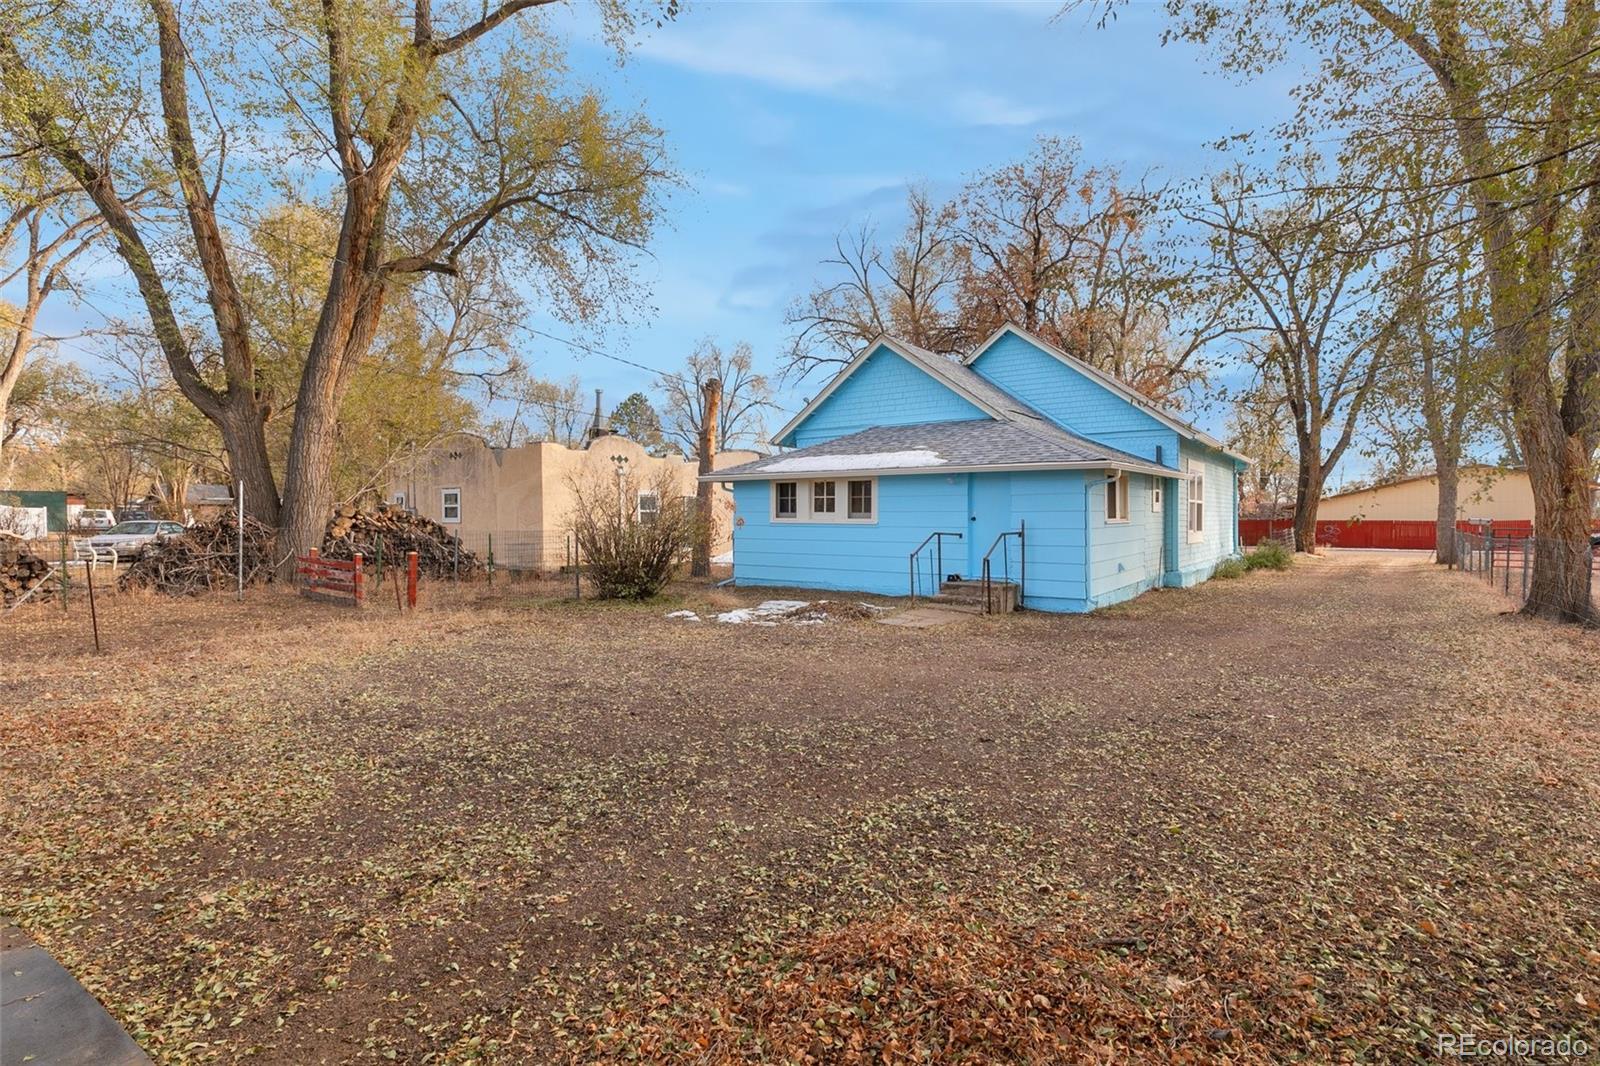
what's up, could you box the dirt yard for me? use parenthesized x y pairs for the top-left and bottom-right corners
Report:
(3, 555), (1597, 1063)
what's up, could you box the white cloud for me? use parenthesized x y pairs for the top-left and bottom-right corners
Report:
(636, 5), (943, 96)
(949, 89), (1053, 128)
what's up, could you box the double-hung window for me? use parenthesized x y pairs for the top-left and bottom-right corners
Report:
(774, 481), (799, 519)
(1186, 460), (1205, 541)
(441, 487), (461, 523)
(636, 491), (660, 525)
(772, 478), (876, 522)
(812, 481), (837, 515)
(847, 480), (873, 520)
(1106, 472), (1130, 523)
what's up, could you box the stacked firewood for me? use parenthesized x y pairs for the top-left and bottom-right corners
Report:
(321, 504), (481, 578)
(119, 513), (280, 595)
(1, 535), (54, 607)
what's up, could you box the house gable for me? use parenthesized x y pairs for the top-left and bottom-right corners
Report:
(965, 327), (1182, 465)
(779, 341), (991, 448)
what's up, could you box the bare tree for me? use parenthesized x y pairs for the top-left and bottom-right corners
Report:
(783, 186), (960, 381)
(784, 140), (1234, 404)
(1193, 159), (1398, 551)
(1377, 155), (1495, 565)
(660, 339), (774, 454)
(1226, 382), (1297, 519)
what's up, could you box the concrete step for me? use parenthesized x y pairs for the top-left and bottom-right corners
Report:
(934, 576), (1011, 592)
(924, 596), (986, 614)
(931, 580), (1018, 613)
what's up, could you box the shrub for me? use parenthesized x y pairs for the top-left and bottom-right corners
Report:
(1212, 557), (1248, 579)
(1246, 539), (1293, 571)
(569, 468), (703, 600)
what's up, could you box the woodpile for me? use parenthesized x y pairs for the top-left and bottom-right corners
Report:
(119, 513), (280, 595)
(321, 504), (481, 578)
(1, 534), (54, 607)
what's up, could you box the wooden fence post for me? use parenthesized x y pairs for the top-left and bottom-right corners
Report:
(353, 553), (364, 606)
(406, 551), (418, 609)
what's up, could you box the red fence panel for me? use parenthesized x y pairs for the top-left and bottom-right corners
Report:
(1238, 519), (1293, 545)
(1240, 517), (1600, 550)
(298, 549), (365, 607)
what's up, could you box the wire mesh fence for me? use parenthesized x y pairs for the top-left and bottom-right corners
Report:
(440, 530), (580, 577)
(1451, 529), (1599, 624)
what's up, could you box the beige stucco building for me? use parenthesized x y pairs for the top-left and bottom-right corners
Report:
(1319, 465), (1600, 523)
(387, 432), (759, 571)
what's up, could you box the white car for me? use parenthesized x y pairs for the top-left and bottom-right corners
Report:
(87, 520), (185, 559)
(78, 508), (116, 530)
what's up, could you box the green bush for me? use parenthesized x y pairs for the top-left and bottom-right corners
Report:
(1245, 539), (1294, 571)
(1213, 557), (1248, 579)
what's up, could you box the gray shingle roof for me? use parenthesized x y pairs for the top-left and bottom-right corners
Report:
(710, 420), (1169, 480)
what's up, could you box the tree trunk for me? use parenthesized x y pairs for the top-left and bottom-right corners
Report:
(217, 404), (280, 529)
(1433, 459), (1459, 566)
(1291, 451), (1321, 553)
(691, 378), (722, 578)
(0, 325), (28, 471)
(1521, 433), (1596, 622)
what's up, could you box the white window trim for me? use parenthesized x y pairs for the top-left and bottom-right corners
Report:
(1105, 471), (1130, 524)
(846, 478), (875, 521)
(1186, 459), (1205, 542)
(772, 480), (800, 521)
(770, 478), (878, 524)
(393, 491), (407, 509)
(1151, 480), (1163, 513)
(635, 490), (661, 522)
(441, 487), (462, 524)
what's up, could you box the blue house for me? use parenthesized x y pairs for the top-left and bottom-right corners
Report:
(705, 324), (1249, 613)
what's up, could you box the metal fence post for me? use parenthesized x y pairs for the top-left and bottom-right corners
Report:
(59, 533), (68, 611)
(487, 533), (494, 588)
(237, 481), (245, 600)
(1521, 537), (1529, 603)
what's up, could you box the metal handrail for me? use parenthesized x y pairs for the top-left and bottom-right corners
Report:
(979, 521), (1025, 614)
(908, 531), (963, 601)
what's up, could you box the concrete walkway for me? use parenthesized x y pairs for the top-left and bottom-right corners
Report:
(1, 925), (148, 1066)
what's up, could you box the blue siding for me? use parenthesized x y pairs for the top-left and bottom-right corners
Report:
(734, 328), (1246, 614)
(1007, 470), (1088, 612)
(784, 344), (987, 448)
(1171, 440), (1241, 585)
(732, 475), (968, 596)
(1086, 473), (1167, 608)
(968, 331), (1181, 465)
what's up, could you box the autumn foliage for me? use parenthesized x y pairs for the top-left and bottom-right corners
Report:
(594, 900), (1349, 1064)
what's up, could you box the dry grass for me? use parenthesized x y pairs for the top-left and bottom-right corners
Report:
(2, 554), (1597, 1063)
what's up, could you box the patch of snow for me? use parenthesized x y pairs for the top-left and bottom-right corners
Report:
(664, 609), (702, 622)
(711, 550), (733, 564)
(856, 602), (891, 613)
(761, 450), (946, 473)
(715, 599), (809, 624)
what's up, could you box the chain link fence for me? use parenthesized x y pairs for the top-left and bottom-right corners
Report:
(1451, 528), (1598, 624)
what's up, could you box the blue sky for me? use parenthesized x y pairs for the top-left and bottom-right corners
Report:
(540, 0), (1303, 437)
(24, 1), (1314, 457)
